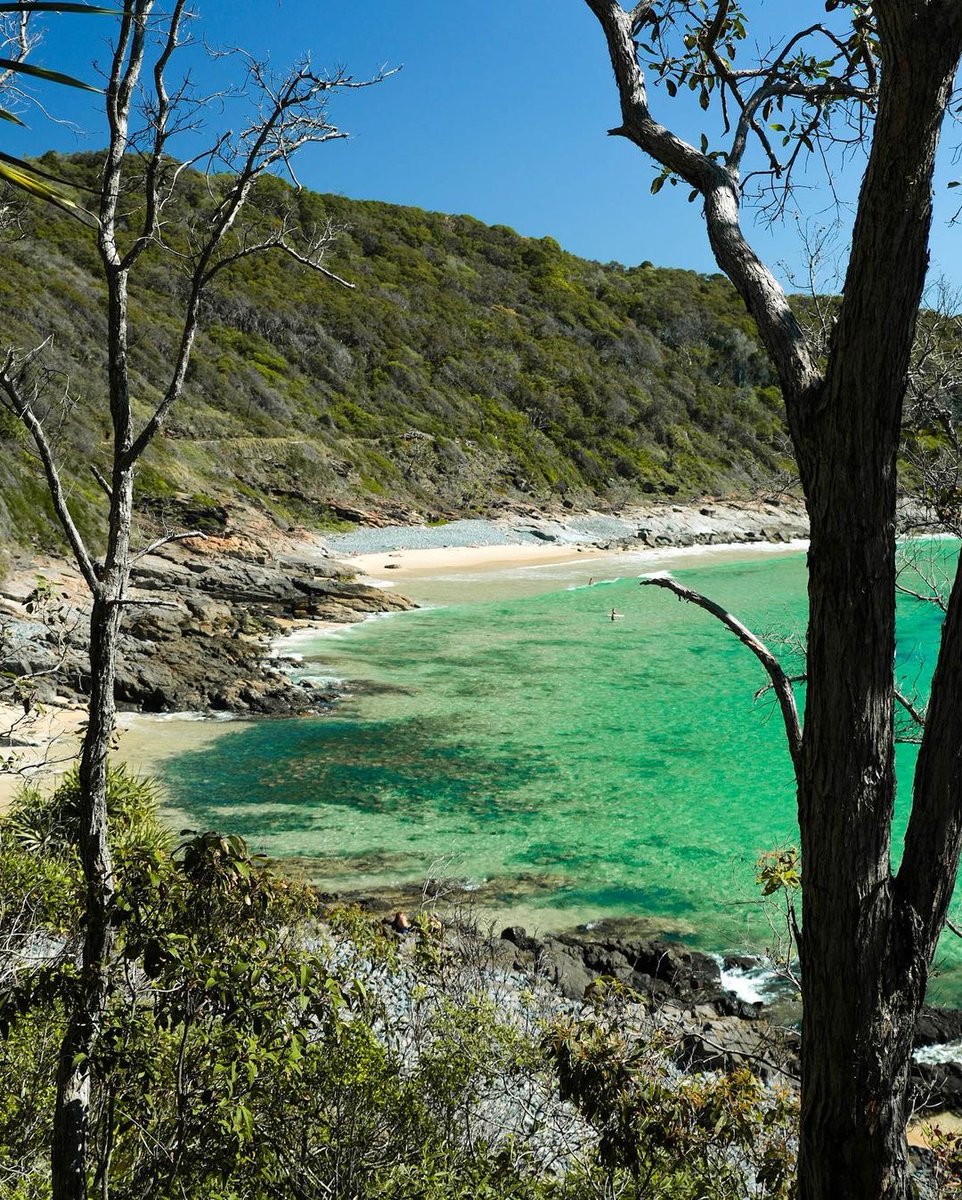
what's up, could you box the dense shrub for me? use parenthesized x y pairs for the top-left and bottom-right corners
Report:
(0, 768), (799, 1199)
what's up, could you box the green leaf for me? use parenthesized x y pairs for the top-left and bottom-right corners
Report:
(0, 106), (25, 126)
(0, 57), (102, 92)
(0, 156), (78, 209)
(650, 175), (665, 195)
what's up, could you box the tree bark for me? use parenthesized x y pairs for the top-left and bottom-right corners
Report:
(795, 10), (962, 1197)
(50, 250), (135, 1200)
(51, 603), (119, 1200)
(582, 2), (962, 1196)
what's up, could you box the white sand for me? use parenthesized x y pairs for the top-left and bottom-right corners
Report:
(345, 541), (606, 578)
(0, 703), (88, 812)
(0, 704), (249, 814)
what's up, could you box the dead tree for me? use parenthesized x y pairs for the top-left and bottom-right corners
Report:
(0, 3), (385, 1196)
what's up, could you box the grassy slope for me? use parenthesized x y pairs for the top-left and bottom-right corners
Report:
(0, 152), (790, 553)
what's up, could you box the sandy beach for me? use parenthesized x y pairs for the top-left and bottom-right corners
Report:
(343, 540), (605, 578)
(0, 703), (248, 815)
(343, 535), (808, 581)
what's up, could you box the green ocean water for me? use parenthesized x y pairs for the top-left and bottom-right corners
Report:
(159, 542), (962, 1002)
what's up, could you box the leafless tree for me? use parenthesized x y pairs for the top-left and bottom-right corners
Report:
(0, 4), (387, 1196)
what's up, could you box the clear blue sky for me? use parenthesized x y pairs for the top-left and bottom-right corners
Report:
(7, 1), (962, 291)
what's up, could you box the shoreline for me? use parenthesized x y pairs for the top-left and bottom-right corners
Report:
(341, 535), (809, 587)
(0, 512), (810, 815)
(0, 704), (249, 815)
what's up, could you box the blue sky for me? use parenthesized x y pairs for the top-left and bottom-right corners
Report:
(7, 1), (962, 292)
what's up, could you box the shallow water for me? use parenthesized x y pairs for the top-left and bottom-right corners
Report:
(158, 540), (962, 1004)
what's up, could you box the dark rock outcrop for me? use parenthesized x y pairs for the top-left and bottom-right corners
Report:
(1, 543), (415, 717)
(498, 926), (748, 1011)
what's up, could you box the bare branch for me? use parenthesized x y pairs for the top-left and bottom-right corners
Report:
(124, 62), (386, 465)
(0, 347), (98, 591)
(894, 688), (927, 742)
(946, 917), (962, 941)
(120, 0), (193, 268)
(582, 0), (820, 410)
(90, 464), (112, 500)
(132, 529), (206, 562)
(639, 572), (802, 775)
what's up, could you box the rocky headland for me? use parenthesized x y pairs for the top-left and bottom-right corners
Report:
(0, 532), (414, 720)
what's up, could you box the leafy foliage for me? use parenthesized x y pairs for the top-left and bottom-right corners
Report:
(0, 770), (800, 1198)
(0, 153), (793, 552)
(547, 1014), (797, 1199)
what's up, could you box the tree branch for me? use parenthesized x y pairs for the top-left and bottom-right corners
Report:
(131, 529), (206, 563)
(0, 348), (98, 591)
(639, 572), (802, 776)
(89, 464), (112, 500)
(894, 687), (926, 742)
(582, 0), (820, 415)
(897, 547), (962, 957)
(124, 63), (378, 466)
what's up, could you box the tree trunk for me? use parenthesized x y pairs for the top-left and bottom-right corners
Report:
(51, 252), (135, 1196)
(795, 10), (962, 1196)
(582, 2), (962, 1196)
(51, 596), (121, 1200)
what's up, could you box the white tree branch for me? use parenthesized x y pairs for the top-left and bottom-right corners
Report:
(639, 572), (803, 775)
(0, 349), (98, 592)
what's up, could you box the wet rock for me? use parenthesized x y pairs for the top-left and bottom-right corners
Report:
(912, 1060), (962, 1114)
(3, 542), (415, 717)
(915, 1006), (962, 1048)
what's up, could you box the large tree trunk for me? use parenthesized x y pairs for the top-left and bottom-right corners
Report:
(582, 1), (962, 1196)
(795, 10), (962, 1196)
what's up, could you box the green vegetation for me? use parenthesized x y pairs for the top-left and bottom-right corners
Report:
(0, 153), (793, 551)
(0, 768), (799, 1198)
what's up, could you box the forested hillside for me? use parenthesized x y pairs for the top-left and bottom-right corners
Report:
(0, 152), (789, 552)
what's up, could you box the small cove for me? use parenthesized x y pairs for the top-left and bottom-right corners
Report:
(156, 540), (962, 1004)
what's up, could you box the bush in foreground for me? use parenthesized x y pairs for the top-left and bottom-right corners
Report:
(0, 765), (797, 1198)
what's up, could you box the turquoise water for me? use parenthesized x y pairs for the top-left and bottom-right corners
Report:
(159, 542), (962, 1002)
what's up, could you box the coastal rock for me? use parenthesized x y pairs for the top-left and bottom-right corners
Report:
(674, 1014), (800, 1082)
(499, 927), (730, 1009)
(2, 540), (415, 717)
(915, 1006), (962, 1048)
(912, 1059), (962, 1114)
